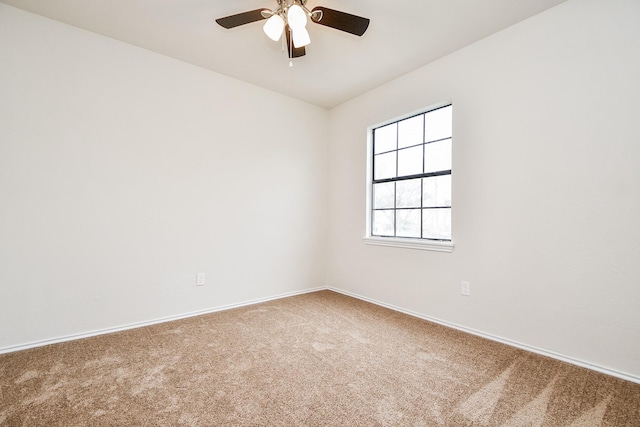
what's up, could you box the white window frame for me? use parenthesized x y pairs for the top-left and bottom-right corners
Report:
(363, 102), (454, 253)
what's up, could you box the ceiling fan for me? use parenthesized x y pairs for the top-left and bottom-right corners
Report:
(215, 0), (370, 63)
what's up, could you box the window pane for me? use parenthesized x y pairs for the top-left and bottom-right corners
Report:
(374, 151), (396, 180)
(425, 105), (452, 143)
(370, 104), (452, 243)
(372, 210), (394, 236)
(396, 209), (421, 238)
(374, 123), (397, 154)
(422, 208), (451, 240)
(423, 175), (451, 207)
(373, 182), (395, 209)
(424, 139), (451, 173)
(396, 179), (421, 208)
(397, 145), (423, 177)
(398, 115), (423, 149)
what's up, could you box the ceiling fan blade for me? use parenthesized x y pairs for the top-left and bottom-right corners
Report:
(216, 9), (270, 29)
(311, 7), (370, 36)
(285, 26), (306, 58)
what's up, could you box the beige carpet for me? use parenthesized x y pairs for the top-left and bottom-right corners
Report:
(1, 290), (639, 426)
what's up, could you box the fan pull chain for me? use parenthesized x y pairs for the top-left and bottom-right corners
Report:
(288, 27), (293, 67)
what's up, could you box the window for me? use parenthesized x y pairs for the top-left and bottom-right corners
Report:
(365, 104), (453, 252)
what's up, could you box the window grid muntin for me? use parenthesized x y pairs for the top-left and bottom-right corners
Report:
(371, 104), (452, 241)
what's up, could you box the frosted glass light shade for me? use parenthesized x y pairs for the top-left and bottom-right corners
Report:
(263, 14), (284, 41)
(287, 4), (307, 29)
(292, 27), (311, 48)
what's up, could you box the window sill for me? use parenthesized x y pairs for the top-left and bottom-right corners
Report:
(362, 236), (454, 252)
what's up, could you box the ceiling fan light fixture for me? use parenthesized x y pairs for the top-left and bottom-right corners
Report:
(287, 4), (307, 30)
(263, 14), (285, 41)
(291, 27), (311, 48)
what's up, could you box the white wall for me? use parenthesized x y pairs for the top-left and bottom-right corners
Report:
(0, 4), (328, 350)
(327, 0), (640, 379)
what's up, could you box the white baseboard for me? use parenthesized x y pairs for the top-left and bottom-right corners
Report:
(3, 285), (638, 385)
(327, 287), (640, 385)
(0, 287), (325, 355)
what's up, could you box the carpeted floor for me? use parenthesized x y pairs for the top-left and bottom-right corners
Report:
(1, 290), (639, 426)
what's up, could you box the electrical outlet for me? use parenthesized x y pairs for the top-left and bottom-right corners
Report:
(461, 281), (471, 296)
(196, 273), (206, 286)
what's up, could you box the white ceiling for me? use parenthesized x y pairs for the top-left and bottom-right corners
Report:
(1, 0), (566, 108)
